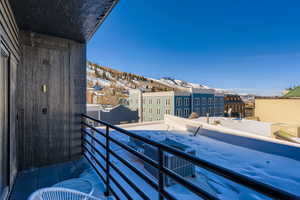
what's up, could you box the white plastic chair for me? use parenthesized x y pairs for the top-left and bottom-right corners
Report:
(52, 178), (94, 195)
(28, 187), (102, 200)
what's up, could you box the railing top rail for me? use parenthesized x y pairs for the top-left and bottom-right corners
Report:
(81, 114), (300, 200)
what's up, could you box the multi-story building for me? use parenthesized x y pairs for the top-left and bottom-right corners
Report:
(224, 94), (245, 118)
(129, 88), (224, 122)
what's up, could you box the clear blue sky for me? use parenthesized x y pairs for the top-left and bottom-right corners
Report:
(88, 0), (300, 96)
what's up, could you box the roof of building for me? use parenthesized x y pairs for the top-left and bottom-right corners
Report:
(283, 86), (300, 98)
(9, 0), (118, 42)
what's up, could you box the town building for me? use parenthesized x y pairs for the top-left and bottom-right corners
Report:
(255, 90), (300, 139)
(87, 104), (138, 125)
(255, 97), (300, 125)
(129, 88), (224, 122)
(224, 94), (245, 117)
(245, 101), (255, 118)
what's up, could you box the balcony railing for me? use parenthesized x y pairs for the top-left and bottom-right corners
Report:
(81, 114), (299, 200)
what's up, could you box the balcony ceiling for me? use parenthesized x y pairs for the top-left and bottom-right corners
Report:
(9, 0), (118, 42)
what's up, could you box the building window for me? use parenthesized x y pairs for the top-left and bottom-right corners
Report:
(183, 108), (190, 117)
(166, 98), (171, 105)
(184, 98), (190, 106)
(208, 98), (213, 105)
(157, 109), (161, 114)
(202, 97), (207, 105)
(157, 99), (161, 104)
(165, 109), (170, 114)
(176, 109), (181, 116)
(149, 99), (152, 104)
(176, 98), (182, 106)
(194, 98), (200, 105)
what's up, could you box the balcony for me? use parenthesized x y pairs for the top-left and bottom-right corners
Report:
(2, 0), (300, 199)
(7, 114), (300, 199)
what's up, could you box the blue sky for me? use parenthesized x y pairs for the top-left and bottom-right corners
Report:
(88, 0), (300, 96)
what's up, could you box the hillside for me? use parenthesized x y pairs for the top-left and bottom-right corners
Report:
(87, 62), (176, 93)
(283, 86), (300, 98)
(87, 62), (219, 92)
(87, 61), (228, 105)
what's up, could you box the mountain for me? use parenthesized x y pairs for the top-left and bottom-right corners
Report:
(87, 62), (176, 93)
(153, 77), (210, 90)
(87, 61), (223, 93)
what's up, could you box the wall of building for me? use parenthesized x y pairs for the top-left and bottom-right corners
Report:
(129, 90), (224, 122)
(87, 105), (138, 125)
(99, 105), (139, 125)
(16, 31), (86, 170)
(174, 93), (224, 118)
(0, 0), (20, 198)
(143, 94), (174, 122)
(255, 99), (300, 125)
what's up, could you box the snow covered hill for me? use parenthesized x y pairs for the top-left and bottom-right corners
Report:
(87, 61), (228, 94)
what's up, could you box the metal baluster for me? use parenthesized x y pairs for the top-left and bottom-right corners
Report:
(105, 126), (110, 196)
(81, 116), (85, 154)
(158, 147), (165, 200)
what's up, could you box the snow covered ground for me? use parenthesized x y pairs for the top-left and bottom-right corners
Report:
(194, 117), (274, 137)
(83, 127), (300, 200)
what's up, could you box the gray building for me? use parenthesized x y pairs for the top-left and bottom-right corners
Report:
(129, 88), (224, 122)
(87, 104), (139, 125)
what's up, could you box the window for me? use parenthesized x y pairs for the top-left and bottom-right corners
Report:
(166, 98), (171, 105)
(194, 98), (200, 105)
(157, 109), (161, 114)
(149, 99), (152, 104)
(176, 109), (181, 116)
(157, 98), (161, 104)
(165, 109), (170, 114)
(208, 98), (213, 105)
(202, 97), (207, 105)
(184, 98), (190, 106)
(176, 98), (182, 106)
(183, 108), (190, 117)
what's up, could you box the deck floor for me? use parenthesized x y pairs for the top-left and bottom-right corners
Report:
(9, 158), (99, 200)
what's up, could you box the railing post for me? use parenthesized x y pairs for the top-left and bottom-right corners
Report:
(158, 147), (165, 200)
(80, 115), (84, 155)
(105, 126), (110, 196)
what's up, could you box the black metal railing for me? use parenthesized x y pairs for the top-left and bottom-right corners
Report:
(81, 114), (300, 200)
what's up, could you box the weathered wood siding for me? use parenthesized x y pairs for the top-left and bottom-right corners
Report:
(0, 0), (20, 198)
(17, 31), (86, 170)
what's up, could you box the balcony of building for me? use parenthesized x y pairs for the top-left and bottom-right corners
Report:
(1, 0), (300, 200)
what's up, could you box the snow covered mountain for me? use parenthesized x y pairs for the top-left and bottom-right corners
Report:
(87, 62), (227, 94)
(155, 77), (211, 90)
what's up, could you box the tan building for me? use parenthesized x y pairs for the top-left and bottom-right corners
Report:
(255, 98), (300, 138)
